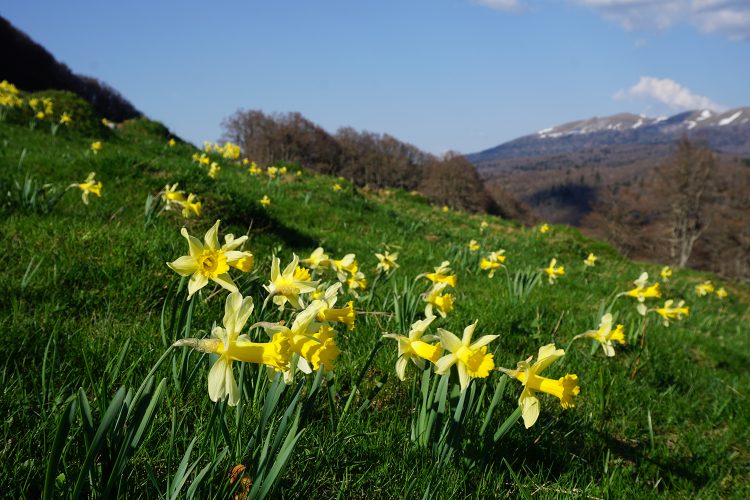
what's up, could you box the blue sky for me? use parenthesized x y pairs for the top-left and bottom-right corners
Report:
(4, 0), (749, 154)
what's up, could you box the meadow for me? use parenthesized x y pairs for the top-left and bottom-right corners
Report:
(1, 84), (749, 498)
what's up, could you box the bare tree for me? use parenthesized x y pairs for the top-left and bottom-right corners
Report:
(654, 137), (715, 268)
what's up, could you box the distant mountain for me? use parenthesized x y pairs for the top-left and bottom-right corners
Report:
(467, 108), (750, 228)
(468, 107), (750, 171)
(0, 15), (141, 122)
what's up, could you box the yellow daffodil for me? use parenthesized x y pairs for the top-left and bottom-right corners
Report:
(161, 183), (186, 211)
(574, 313), (625, 357)
(421, 261), (457, 288)
(102, 118), (112, 128)
(258, 302), (340, 381)
(422, 282), (454, 318)
(539, 223), (550, 234)
(653, 299), (689, 327)
(259, 195), (271, 207)
(68, 172), (102, 204)
(375, 251), (399, 274)
(622, 272), (661, 314)
(715, 287), (728, 299)
(383, 315), (442, 381)
(313, 283), (356, 330)
(168, 138), (176, 147)
(181, 193), (202, 218)
(208, 162), (221, 179)
(480, 221), (489, 233)
(248, 162), (261, 175)
(695, 280), (714, 297)
(90, 141), (102, 154)
(584, 253), (597, 267)
(467, 239), (480, 252)
(500, 344), (580, 429)
(222, 142), (241, 159)
(224, 234), (254, 272)
(59, 112), (72, 125)
(435, 321), (498, 391)
(35, 111), (45, 120)
(199, 154), (210, 166)
(660, 266), (672, 281)
(301, 247), (330, 271)
(346, 270), (368, 295)
(267, 166), (279, 179)
(29, 98), (40, 110)
(480, 250), (507, 278)
(264, 254), (318, 310)
(442, 205), (450, 213)
(543, 258), (565, 284)
(330, 254), (358, 282)
(279, 166), (288, 175)
(173, 292), (290, 405)
(0, 81), (23, 107)
(166, 220), (250, 298)
(333, 183), (342, 192)
(42, 97), (53, 114)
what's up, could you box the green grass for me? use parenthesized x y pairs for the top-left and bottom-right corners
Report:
(1, 91), (749, 498)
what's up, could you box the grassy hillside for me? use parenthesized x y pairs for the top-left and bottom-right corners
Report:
(1, 89), (749, 498)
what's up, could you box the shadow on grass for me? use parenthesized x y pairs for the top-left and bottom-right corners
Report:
(219, 198), (319, 250)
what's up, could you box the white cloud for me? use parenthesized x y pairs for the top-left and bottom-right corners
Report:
(614, 76), (726, 111)
(572, 0), (750, 40)
(473, 0), (524, 12)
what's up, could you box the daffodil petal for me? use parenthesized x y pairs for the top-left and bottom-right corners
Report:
(167, 256), (197, 276)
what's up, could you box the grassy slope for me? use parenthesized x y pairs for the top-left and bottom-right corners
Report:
(1, 92), (749, 498)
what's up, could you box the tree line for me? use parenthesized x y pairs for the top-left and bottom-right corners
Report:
(221, 108), (531, 218)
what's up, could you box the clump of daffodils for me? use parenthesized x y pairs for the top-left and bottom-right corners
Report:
(383, 315), (442, 381)
(68, 172), (102, 204)
(573, 313), (625, 357)
(0, 80), (23, 109)
(620, 272), (661, 315)
(542, 258), (565, 284)
(480, 250), (506, 278)
(500, 344), (580, 428)
(160, 184), (202, 219)
(208, 162), (221, 179)
(166, 220), (254, 298)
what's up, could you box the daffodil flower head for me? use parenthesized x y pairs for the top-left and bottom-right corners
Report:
(181, 193), (202, 218)
(383, 315), (442, 381)
(622, 272), (661, 314)
(375, 251), (399, 274)
(584, 253), (597, 267)
(499, 344), (580, 428)
(224, 234), (254, 272)
(259, 301), (339, 380)
(69, 172), (102, 205)
(480, 221), (489, 233)
(539, 223), (550, 234)
(715, 287), (728, 299)
(208, 162), (221, 179)
(543, 258), (565, 284)
(161, 183), (186, 210)
(480, 250), (506, 278)
(267, 166), (279, 178)
(59, 112), (72, 125)
(166, 220), (249, 298)
(420, 261), (457, 288)
(259, 195), (271, 207)
(90, 141), (102, 154)
(331, 254), (357, 282)
(660, 266), (672, 281)
(173, 292), (290, 405)
(422, 282), (454, 318)
(263, 254), (319, 311)
(653, 299), (689, 327)
(574, 313), (625, 357)
(301, 247), (330, 271)
(695, 280), (715, 297)
(467, 240), (480, 252)
(434, 321), (498, 391)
